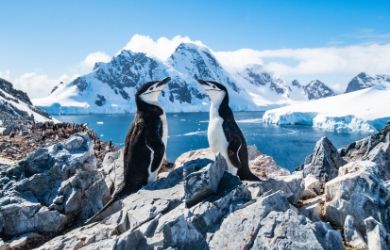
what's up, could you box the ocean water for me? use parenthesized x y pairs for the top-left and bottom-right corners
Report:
(55, 112), (371, 171)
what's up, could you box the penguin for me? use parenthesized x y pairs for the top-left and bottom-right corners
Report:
(197, 79), (259, 181)
(85, 77), (171, 224)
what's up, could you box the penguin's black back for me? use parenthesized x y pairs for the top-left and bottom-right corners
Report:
(123, 104), (164, 193)
(218, 93), (259, 181)
(85, 101), (165, 224)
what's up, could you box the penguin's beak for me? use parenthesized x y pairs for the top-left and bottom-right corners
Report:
(196, 79), (219, 92)
(196, 79), (209, 87)
(156, 77), (171, 88)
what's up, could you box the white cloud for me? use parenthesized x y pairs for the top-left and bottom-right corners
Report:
(3, 34), (390, 98)
(214, 43), (390, 92)
(81, 51), (111, 70)
(0, 71), (72, 99)
(122, 34), (206, 61)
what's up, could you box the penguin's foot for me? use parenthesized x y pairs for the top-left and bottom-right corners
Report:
(159, 160), (175, 173)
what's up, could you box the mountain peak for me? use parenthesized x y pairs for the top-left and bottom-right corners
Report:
(0, 78), (32, 105)
(304, 80), (335, 100)
(345, 72), (375, 93)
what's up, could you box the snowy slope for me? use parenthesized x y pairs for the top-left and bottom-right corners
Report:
(263, 84), (390, 132)
(0, 78), (52, 130)
(34, 42), (334, 114)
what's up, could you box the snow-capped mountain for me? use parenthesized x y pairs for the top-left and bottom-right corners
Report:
(0, 78), (52, 130)
(345, 72), (390, 93)
(304, 80), (335, 100)
(34, 42), (335, 114)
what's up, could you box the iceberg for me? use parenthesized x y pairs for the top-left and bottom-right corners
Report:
(263, 84), (390, 132)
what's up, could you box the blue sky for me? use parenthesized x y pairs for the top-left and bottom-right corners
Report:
(1, 0), (390, 97)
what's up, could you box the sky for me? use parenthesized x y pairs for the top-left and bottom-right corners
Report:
(1, 0), (390, 98)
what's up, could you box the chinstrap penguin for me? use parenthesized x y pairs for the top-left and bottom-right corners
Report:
(197, 79), (259, 181)
(85, 77), (171, 224)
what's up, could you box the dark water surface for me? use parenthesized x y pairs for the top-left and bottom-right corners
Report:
(55, 112), (370, 171)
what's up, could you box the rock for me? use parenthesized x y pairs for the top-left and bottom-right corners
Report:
(344, 215), (367, 249)
(340, 123), (390, 178)
(247, 144), (261, 160)
(4, 124), (390, 249)
(302, 174), (323, 199)
(117, 172), (251, 249)
(249, 154), (290, 178)
(184, 153), (226, 207)
(245, 173), (304, 204)
(365, 217), (390, 250)
(299, 196), (323, 222)
(174, 148), (215, 168)
(302, 136), (346, 182)
(0, 132), (110, 246)
(324, 160), (390, 247)
(209, 191), (343, 250)
(175, 146), (288, 180)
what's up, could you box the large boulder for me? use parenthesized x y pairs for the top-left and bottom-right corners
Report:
(302, 136), (346, 182)
(340, 123), (390, 178)
(245, 173), (304, 204)
(324, 160), (390, 248)
(298, 137), (346, 198)
(175, 146), (290, 180)
(209, 191), (344, 250)
(0, 133), (110, 248)
(184, 153), (226, 207)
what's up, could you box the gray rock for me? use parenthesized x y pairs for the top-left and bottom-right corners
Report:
(245, 173), (304, 204)
(324, 161), (390, 247)
(365, 217), (390, 250)
(209, 191), (343, 250)
(184, 153), (226, 207)
(344, 215), (367, 249)
(340, 123), (390, 178)
(302, 136), (346, 183)
(0, 132), (110, 244)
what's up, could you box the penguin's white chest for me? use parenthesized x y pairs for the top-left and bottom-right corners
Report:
(147, 113), (168, 184)
(208, 116), (228, 156)
(160, 113), (168, 149)
(207, 106), (237, 175)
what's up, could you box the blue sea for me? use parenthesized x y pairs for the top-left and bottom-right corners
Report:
(55, 112), (370, 171)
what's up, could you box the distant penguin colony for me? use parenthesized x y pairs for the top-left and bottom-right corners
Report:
(197, 79), (259, 181)
(85, 77), (171, 224)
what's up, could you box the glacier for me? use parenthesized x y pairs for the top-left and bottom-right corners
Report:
(263, 84), (390, 132)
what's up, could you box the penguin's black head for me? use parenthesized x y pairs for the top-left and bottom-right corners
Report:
(196, 79), (228, 104)
(136, 77), (171, 105)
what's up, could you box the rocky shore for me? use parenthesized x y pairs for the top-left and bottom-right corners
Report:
(0, 119), (389, 249)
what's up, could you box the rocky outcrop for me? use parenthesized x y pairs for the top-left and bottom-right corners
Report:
(0, 133), (111, 248)
(323, 161), (390, 249)
(209, 191), (343, 250)
(298, 136), (346, 198)
(0, 122), (116, 163)
(297, 123), (390, 249)
(0, 78), (51, 127)
(301, 137), (346, 181)
(174, 145), (290, 179)
(184, 154), (225, 207)
(1, 123), (390, 249)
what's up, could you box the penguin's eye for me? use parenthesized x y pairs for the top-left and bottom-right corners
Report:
(149, 87), (154, 91)
(212, 85), (216, 89)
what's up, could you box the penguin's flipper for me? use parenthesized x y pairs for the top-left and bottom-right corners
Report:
(147, 137), (165, 175)
(227, 134), (244, 169)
